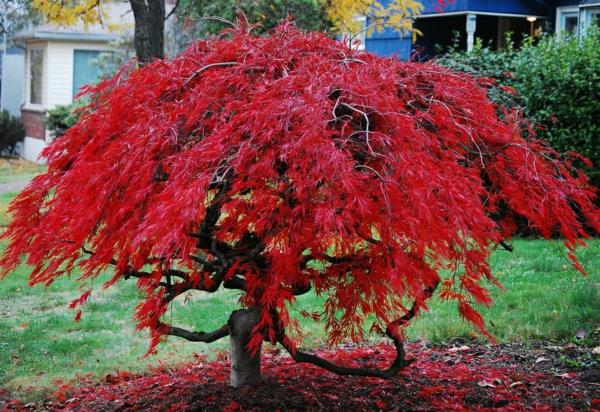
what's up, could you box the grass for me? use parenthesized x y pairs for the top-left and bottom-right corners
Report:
(0, 178), (598, 400)
(0, 260), (239, 400)
(0, 192), (16, 227)
(292, 239), (600, 344)
(0, 158), (46, 185)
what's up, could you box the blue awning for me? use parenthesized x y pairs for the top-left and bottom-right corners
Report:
(419, 0), (550, 17)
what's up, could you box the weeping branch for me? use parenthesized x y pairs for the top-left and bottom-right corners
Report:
(124, 268), (190, 282)
(81, 170), (254, 300)
(223, 275), (247, 290)
(165, 323), (229, 342)
(276, 280), (440, 378)
(499, 240), (514, 252)
(289, 281), (312, 296)
(181, 62), (239, 89)
(278, 328), (412, 378)
(80, 246), (190, 283)
(300, 253), (366, 268)
(164, 0), (180, 20)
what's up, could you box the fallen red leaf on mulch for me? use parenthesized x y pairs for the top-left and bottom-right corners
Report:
(1, 342), (598, 411)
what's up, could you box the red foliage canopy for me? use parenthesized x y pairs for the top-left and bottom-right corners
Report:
(1, 24), (598, 366)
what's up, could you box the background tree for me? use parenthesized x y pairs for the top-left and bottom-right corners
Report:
(182, 0), (331, 34)
(1, 0), (39, 45)
(31, 0), (173, 62)
(181, 0), (424, 38)
(2, 24), (598, 388)
(166, 0), (332, 56)
(32, 0), (428, 62)
(327, 0), (423, 34)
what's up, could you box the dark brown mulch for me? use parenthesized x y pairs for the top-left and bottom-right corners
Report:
(1, 341), (598, 411)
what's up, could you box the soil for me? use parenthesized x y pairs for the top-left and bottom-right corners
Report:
(1, 340), (598, 411)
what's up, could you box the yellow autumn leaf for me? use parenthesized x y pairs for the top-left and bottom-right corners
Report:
(328, 0), (423, 35)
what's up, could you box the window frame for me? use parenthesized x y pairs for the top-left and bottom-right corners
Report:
(27, 45), (46, 109)
(584, 6), (600, 32)
(556, 6), (580, 38)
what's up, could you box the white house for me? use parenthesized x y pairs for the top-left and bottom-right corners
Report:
(0, 47), (25, 117)
(14, 3), (133, 162)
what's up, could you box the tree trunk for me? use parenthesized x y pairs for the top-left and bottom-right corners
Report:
(228, 307), (262, 387)
(129, 0), (165, 63)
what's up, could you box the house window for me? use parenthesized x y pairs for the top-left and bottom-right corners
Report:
(562, 12), (579, 35)
(589, 8), (600, 28)
(29, 48), (44, 105)
(557, 7), (579, 37)
(577, 6), (600, 35)
(72, 50), (102, 98)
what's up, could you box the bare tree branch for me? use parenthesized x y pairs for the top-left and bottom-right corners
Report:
(278, 333), (412, 378)
(499, 240), (514, 252)
(189, 15), (238, 29)
(276, 280), (440, 378)
(181, 61), (238, 89)
(164, 0), (179, 20)
(289, 281), (311, 296)
(165, 323), (229, 342)
(223, 275), (247, 290)
(300, 253), (363, 268)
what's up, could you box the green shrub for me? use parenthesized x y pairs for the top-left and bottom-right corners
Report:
(514, 30), (600, 185)
(0, 110), (25, 156)
(44, 103), (81, 138)
(436, 28), (600, 187)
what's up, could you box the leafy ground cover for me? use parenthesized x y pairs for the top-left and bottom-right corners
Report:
(1, 341), (598, 411)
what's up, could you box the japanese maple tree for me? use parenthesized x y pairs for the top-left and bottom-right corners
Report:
(2, 23), (599, 387)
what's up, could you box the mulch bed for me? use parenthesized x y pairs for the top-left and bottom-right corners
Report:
(1, 341), (598, 411)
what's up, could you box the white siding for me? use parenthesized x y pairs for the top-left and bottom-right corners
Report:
(22, 136), (47, 163)
(45, 41), (112, 109)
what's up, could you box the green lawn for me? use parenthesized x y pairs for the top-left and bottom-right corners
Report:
(0, 159), (46, 184)
(1, 186), (599, 400)
(0, 192), (15, 227)
(293, 239), (600, 344)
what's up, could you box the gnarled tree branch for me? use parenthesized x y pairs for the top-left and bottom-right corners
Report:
(499, 240), (514, 252)
(165, 323), (229, 342)
(278, 331), (411, 378)
(289, 281), (312, 296)
(276, 280), (440, 378)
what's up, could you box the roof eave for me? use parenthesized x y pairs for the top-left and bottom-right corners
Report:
(13, 31), (119, 43)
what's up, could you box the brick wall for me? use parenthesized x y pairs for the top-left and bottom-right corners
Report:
(21, 108), (46, 140)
